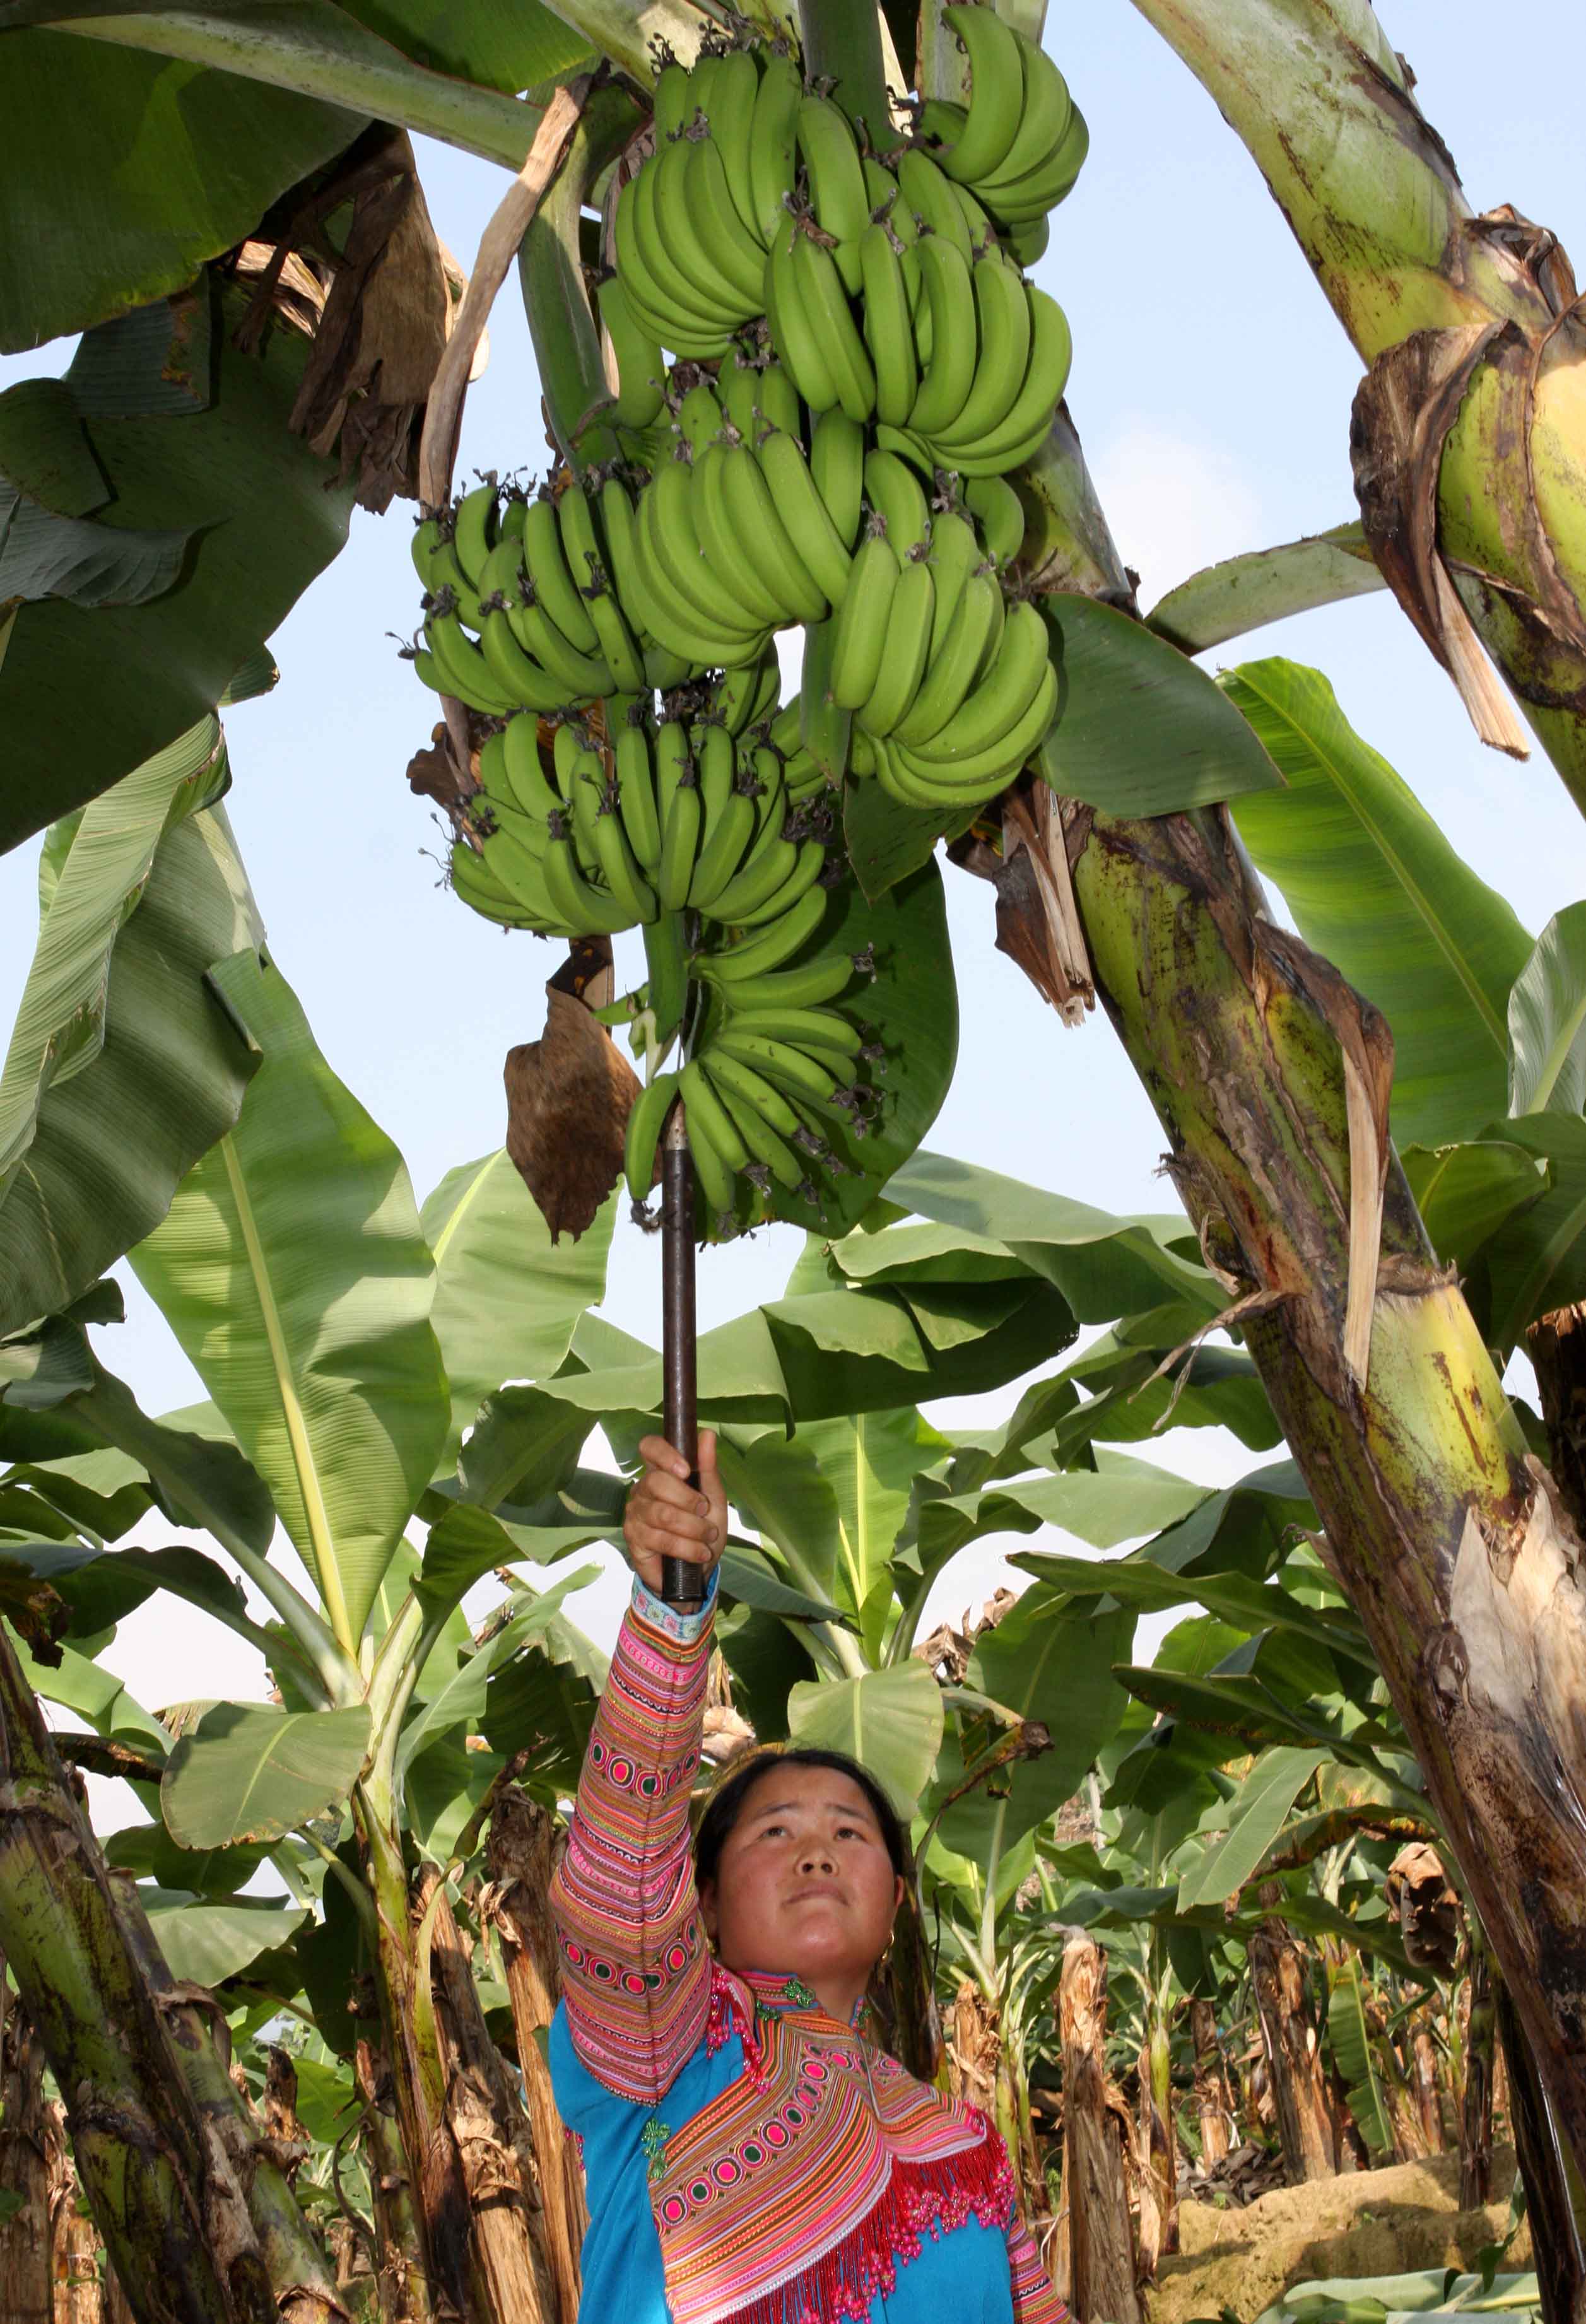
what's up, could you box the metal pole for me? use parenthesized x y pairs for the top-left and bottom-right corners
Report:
(659, 1103), (702, 1607)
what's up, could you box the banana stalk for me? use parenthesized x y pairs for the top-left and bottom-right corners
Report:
(518, 79), (642, 472)
(1013, 414), (1586, 2180)
(0, 1623), (259, 2324)
(1124, 0), (1586, 816)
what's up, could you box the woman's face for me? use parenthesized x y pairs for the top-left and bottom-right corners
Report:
(700, 1761), (905, 1995)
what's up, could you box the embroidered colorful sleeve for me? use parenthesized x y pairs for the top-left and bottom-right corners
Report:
(1007, 2208), (1069, 2323)
(548, 1573), (717, 2103)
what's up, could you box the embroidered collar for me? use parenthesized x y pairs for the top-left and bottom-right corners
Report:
(736, 1966), (874, 2033)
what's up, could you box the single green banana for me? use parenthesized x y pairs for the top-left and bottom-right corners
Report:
(705, 48), (762, 240)
(682, 1059), (750, 1173)
(423, 612), (517, 714)
(940, 4), (1025, 182)
(728, 1005), (864, 1058)
(681, 132), (767, 311)
(857, 554), (935, 737)
(764, 220), (840, 414)
(590, 782), (659, 924)
(746, 52), (803, 248)
(503, 712), (562, 821)
(522, 492), (602, 654)
(792, 232), (876, 425)
(596, 274), (666, 430)
(703, 881), (828, 980)
(895, 565), (1002, 746)
(797, 613), (853, 782)
(895, 150), (974, 263)
(449, 838), (543, 930)
(641, 913), (689, 1050)
(715, 1030), (842, 1102)
(908, 602), (1053, 765)
(681, 1091), (739, 1221)
(703, 825), (799, 924)
(963, 474), (1026, 567)
(859, 221), (919, 429)
(940, 250), (1033, 457)
(719, 442), (828, 623)
(895, 657), (1059, 796)
(701, 1045), (808, 1144)
(809, 408), (867, 549)
(830, 527), (901, 710)
(654, 58), (692, 139)
(705, 950), (856, 1009)
(712, 647), (782, 737)
(908, 236), (979, 438)
(625, 1069), (681, 1204)
(695, 442), (788, 628)
(479, 604), (571, 713)
(704, 1065), (806, 1190)
(541, 816), (629, 934)
(730, 836), (828, 927)
(975, 31), (1072, 199)
(506, 580), (613, 700)
(862, 448), (930, 553)
(452, 481), (499, 587)
(657, 774), (703, 913)
(797, 94), (870, 244)
(979, 103), (1089, 220)
(615, 713), (663, 873)
(688, 772), (759, 910)
(936, 284), (1072, 471)
(756, 427), (855, 607)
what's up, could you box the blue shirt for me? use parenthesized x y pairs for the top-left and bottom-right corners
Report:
(551, 2002), (1018, 2323)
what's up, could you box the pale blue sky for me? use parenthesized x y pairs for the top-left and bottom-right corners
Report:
(3, 0), (1582, 1764)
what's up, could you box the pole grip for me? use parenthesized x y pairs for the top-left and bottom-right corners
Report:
(659, 1104), (702, 1607)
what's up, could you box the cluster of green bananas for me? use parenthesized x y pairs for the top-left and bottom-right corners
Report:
(409, 473), (696, 717)
(917, 4), (1090, 233)
(625, 895), (883, 1224)
(447, 676), (842, 940)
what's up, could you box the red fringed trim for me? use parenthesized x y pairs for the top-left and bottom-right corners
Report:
(705, 1964), (768, 2089)
(709, 2116), (1017, 2324)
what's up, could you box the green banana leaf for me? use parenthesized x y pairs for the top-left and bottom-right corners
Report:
(1175, 1745), (1327, 1908)
(0, 720), (262, 1335)
(1146, 521), (1385, 652)
(336, 0), (594, 92)
(1009, 1549), (1372, 1669)
(1507, 903), (1586, 1117)
(1225, 659), (1532, 1149)
(421, 1150), (614, 1465)
(1326, 1953), (1398, 2159)
(937, 1589), (1134, 1872)
(105, 1822), (272, 1900)
(1, 281), (353, 854)
(786, 1659), (944, 1818)
(131, 951), (449, 1650)
(162, 1700), (374, 1850)
(1037, 593), (1285, 815)
(481, 1605), (608, 1789)
(1400, 1140), (1549, 1274)
(141, 1890), (308, 1987)
(1462, 1112), (1586, 1350)
(780, 1406), (953, 1653)
(12, 1628), (169, 1754)
(0, 34), (357, 348)
(884, 1150), (1223, 1326)
(915, 1448), (1210, 1573)
(396, 1564), (599, 1773)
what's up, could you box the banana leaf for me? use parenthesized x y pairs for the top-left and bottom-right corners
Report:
(162, 1699), (374, 1850)
(1226, 659), (1532, 1149)
(1507, 903), (1586, 1117)
(0, 719), (262, 1335)
(1326, 1952), (1397, 2159)
(1146, 521), (1385, 652)
(421, 1150), (614, 1465)
(786, 1659), (944, 1817)
(131, 951), (449, 1648)
(1, 280), (353, 854)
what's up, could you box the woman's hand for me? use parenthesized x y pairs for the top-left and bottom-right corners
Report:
(623, 1430), (728, 1600)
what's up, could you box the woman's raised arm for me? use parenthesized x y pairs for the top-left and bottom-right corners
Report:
(548, 1431), (727, 2104)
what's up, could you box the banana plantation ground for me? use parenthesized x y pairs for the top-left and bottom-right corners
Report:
(3, 1), (1586, 2322)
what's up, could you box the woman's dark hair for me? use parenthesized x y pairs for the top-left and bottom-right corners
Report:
(693, 1747), (909, 1888)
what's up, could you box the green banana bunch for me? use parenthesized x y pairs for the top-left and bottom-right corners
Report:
(919, 6), (1090, 229)
(410, 476), (696, 720)
(613, 45), (804, 361)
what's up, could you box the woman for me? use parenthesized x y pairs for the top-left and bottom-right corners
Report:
(548, 1428), (1067, 2324)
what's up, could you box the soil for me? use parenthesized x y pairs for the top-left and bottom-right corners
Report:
(1149, 2147), (1530, 2324)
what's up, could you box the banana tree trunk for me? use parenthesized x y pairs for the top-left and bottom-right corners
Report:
(1123, 0), (1586, 815)
(0, 1974), (53, 2324)
(1189, 2000), (1233, 2166)
(1248, 1898), (1336, 2183)
(1003, 410), (1586, 2188)
(482, 1790), (587, 2324)
(1462, 1948), (1497, 2209)
(1496, 1983), (1586, 2324)
(105, 1875), (345, 2324)
(1139, 2021), (1178, 2262)
(1528, 1308), (1586, 1536)
(353, 2040), (433, 2324)
(0, 1623), (268, 2324)
(1412, 2020), (1447, 2152)
(423, 1875), (555, 2324)
(1057, 1932), (1141, 2324)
